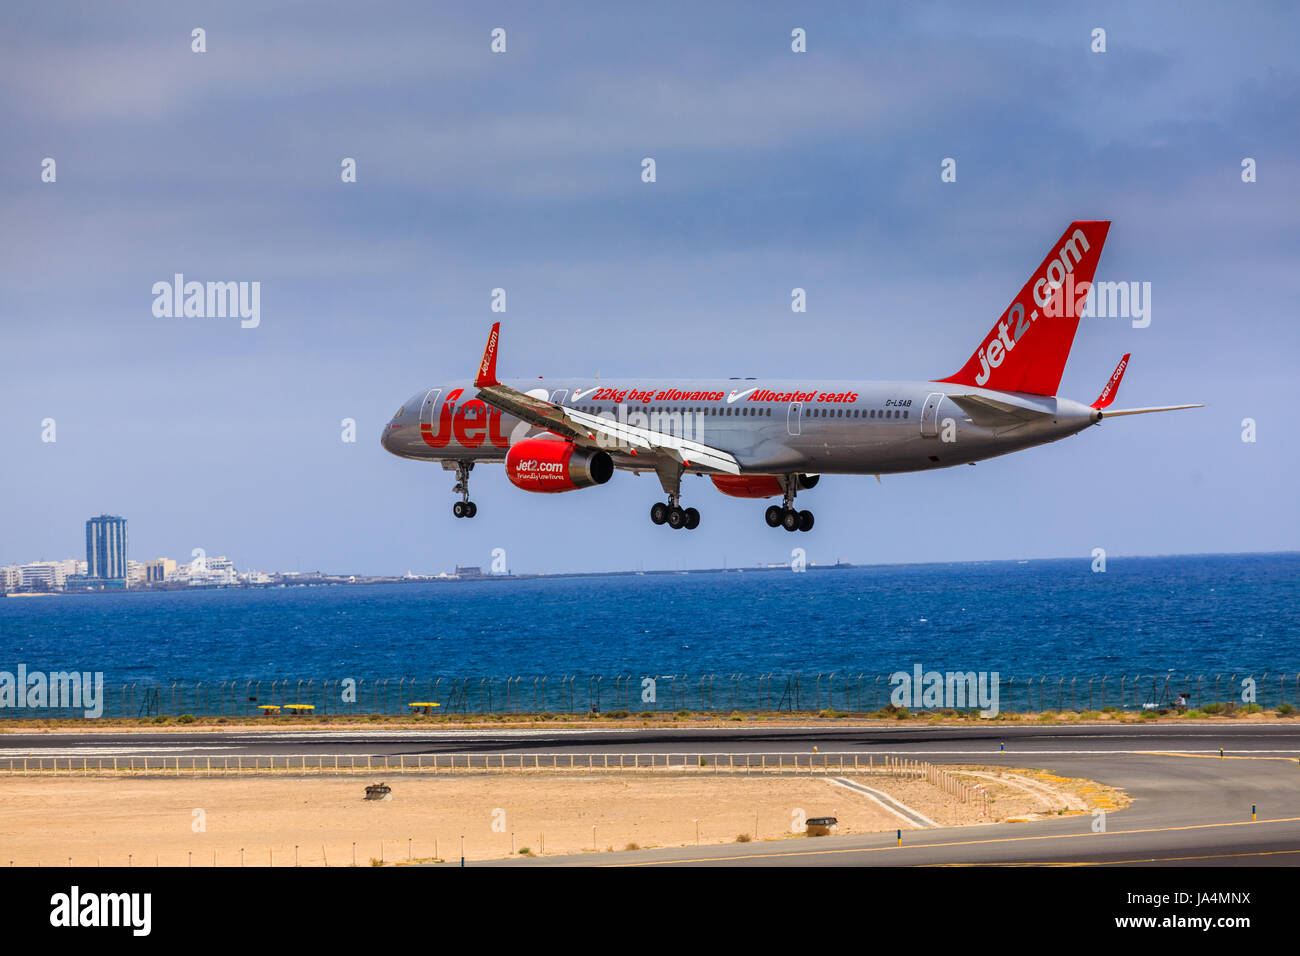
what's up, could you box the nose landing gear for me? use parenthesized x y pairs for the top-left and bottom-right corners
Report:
(450, 461), (478, 518)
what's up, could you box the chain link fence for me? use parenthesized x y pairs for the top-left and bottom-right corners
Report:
(1, 672), (1294, 719)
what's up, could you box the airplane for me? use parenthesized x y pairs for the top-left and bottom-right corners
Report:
(381, 220), (1201, 532)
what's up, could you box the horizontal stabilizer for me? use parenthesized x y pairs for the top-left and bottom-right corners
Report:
(1100, 404), (1204, 418)
(947, 393), (1050, 425)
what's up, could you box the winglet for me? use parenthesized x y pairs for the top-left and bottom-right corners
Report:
(1091, 353), (1130, 409)
(475, 322), (501, 388)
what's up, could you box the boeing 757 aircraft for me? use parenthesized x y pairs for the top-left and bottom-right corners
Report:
(381, 221), (1200, 532)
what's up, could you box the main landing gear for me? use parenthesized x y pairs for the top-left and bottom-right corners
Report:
(650, 500), (700, 530)
(450, 461), (478, 519)
(649, 462), (700, 530)
(765, 474), (814, 532)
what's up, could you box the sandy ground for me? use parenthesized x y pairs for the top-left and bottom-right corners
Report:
(0, 769), (1125, 866)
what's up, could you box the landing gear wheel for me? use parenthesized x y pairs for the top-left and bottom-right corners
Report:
(781, 508), (800, 532)
(683, 507), (700, 530)
(465, 501), (478, 519)
(650, 502), (669, 525)
(666, 505), (687, 530)
(452, 501), (467, 518)
(765, 505), (783, 528)
(797, 509), (814, 532)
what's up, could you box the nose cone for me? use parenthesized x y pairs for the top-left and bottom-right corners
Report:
(381, 416), (405, 455)
(382, 393), (426, 458)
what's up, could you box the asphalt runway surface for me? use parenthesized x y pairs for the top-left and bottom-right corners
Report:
(3, 723), (1298, 866)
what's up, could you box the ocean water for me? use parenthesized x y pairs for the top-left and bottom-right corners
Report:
(0, 553), (1296, 684)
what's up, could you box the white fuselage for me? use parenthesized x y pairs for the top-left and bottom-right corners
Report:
(381, 378), (1100, 476)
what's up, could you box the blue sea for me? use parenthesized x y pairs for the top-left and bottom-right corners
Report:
(1, 553), (1296, 683)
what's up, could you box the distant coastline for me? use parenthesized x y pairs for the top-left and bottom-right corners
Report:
(6, 560), (861, 596)
(6, 550), (1297, 599)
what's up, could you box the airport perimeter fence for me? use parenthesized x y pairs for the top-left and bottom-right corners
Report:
(4, 672), (1297, 720)
(0, 752), (980, 799)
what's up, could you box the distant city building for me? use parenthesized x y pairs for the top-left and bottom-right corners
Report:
(86, 514), (129, 586)
(455, 565), (483, 578)
(0, 565), (20, 592)
(20, 561), (66, 590)
(188, 555), (238, 586)
(51, 558), (82, 579)
(144, 558), (177, 583)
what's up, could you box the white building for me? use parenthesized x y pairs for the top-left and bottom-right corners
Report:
(20, 562), (67, 590)
(188, 555), (238, 585)
(0, 566), (21, 591)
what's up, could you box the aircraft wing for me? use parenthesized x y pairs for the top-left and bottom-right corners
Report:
(472, 323), (742, 475)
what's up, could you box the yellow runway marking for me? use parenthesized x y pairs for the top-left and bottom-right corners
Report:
(603, 816), (1300, 867)
(1145, 751), (1300, 762)
(930, 847), (1300, 866)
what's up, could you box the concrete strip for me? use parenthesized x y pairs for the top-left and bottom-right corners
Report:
(828, 776), (937, 828)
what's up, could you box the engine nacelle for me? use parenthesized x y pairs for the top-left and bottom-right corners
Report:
(710, 474), (820, 498)
(506, 438), (613, 493)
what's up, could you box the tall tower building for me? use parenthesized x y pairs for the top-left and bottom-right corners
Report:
(85, 514), (128, 585)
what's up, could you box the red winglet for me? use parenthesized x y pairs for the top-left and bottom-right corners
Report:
(475, 322), (501, 388)
(1091, 353), (1130, 409)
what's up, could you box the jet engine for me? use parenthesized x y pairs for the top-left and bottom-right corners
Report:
(505, 438), (614, 493)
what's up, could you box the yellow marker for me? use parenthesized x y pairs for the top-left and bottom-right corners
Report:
(896, 829), (902, 847)
(1252, 804), (1257, 821)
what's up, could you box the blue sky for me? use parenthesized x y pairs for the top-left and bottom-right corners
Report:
(1, 1), (1296, 574)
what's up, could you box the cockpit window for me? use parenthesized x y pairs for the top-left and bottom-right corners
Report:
(394, 406), (405, 419)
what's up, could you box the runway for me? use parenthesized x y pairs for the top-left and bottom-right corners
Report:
(3, 722), (1299, 759)
(3, 722), (1298, 866)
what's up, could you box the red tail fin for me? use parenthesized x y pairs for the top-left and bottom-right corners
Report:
(938, 220), (1110, 396)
